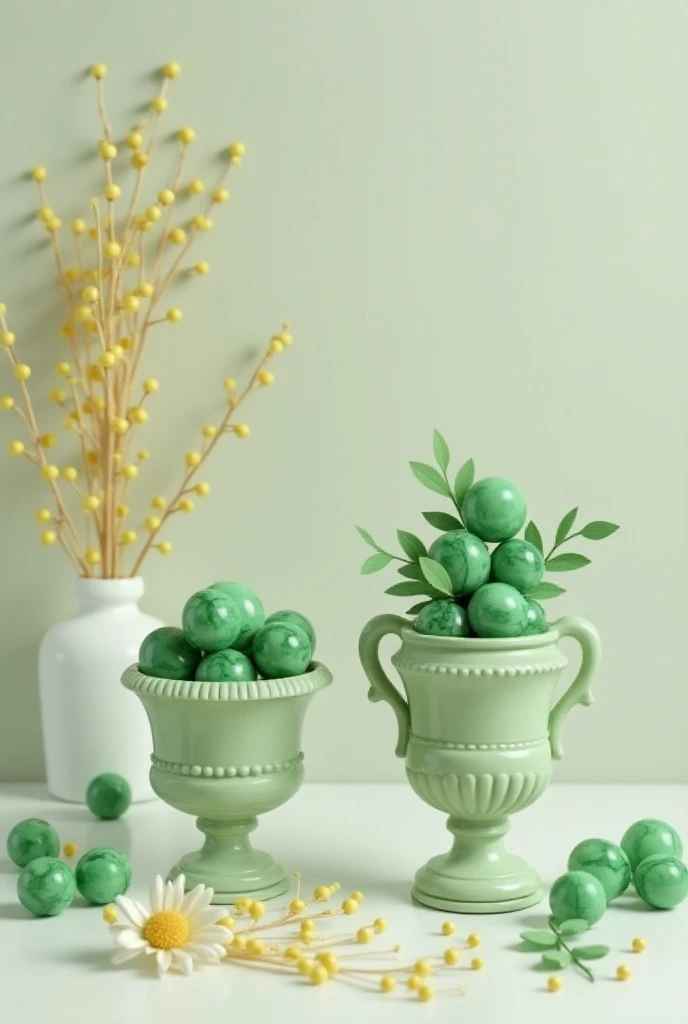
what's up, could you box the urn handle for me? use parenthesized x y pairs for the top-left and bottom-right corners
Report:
(548, 616), (602, 760)
(358, 614), (410, 758)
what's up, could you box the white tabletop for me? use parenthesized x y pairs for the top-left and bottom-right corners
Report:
(1, 783), (686, 1024)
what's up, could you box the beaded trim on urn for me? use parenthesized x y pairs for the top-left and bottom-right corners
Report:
(121, 662), (332, 701)
(391, 659), (568, 677)
(409, 733), (548, 751)
(150, 751), (304, 777)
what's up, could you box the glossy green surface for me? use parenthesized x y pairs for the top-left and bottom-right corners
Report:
(17, 856), (76, 916)
(523, 598), (547, 635)
(634, 854), (688, 909)
(491, 539), (544, 593)
(86, 773), (132, 819)
(138, 626), (201, 680)
(75, 847), (132, 905)
(549, 870), (607, 925)
(196, 649), (258, 683)
(182, 589), (242, 651)
(209, 582), (265, 651)
(461, 476), (527, 542)
(413, 599), (470, 637)
(427, 530), (491, 595)
(567, 838), (631, 901)
(252, 622), (312, 679)
(265, 610), (316, 653)
(620, 818), (683, 872)
(6, 818), (60, 868)
(467, 583), (528, 638)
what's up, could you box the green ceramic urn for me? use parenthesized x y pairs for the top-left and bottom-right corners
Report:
(121, 662), (332, 903)
(359, 615), (601, 914)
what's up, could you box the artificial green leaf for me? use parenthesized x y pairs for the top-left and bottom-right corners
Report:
(406, 601), (431, 615)
(524, 520), (544, 554)
(453, 458), (475, 506)
(580, 520), (620, 540)
(418, 557), (453, 596)
(555, 507), (578, 546)
(385, 581), (438, 597)
(355, 525), (382, 551)
(573, 945), (610, 961)
(397, 529), (427, 561)
(545, 553), (591, 572)
(398, 563), (425, 581)
(558, 919), (589, 936)
(519, 930), (559, 948)
(527, 582), (566, 600)
(422, 511), (464, 531)
(432, 429), (450, 473)
(409, 461), (451, 497)
(360, 553), (392, 575)
(542, 950), (572, 969)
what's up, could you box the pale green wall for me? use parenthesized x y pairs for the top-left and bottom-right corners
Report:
(0, 1), (686, 782)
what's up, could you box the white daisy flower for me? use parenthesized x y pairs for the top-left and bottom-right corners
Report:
(109, 874), (233, 975)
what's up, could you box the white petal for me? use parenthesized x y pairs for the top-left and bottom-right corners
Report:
(181, 884), (213, 918)
(171, 874), (185, 909)
(157, 949), (173, 973)
(150, 876), (165, 912)
(195, 926), (234, 943)
(211, 944), (227, 959)
(115, 929), (147, 950)
(163, 880), (175, 910)
(112, 947), (145, 965)
(189, 907), (227, 931)
(186, 942), (221, 963)
(173, 949), (194, 975)
(115, 895), (147, 929)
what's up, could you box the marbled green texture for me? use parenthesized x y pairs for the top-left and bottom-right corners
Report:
(252, 622), (311, 679)
(461, 477), (527, 542)
(427, 530), (491, 595)
(413, 599), (470, 637)
(182, 588), (242, 651)
(467, 583), (528, 638)
(549, 870), (607, 925)
(620, 818), (683, 872)
(138, 626), (201, 680)
(75, 847), (132, 905)
(265, 610), (316, 653)
(523, 598), (547, 635)
(633, 854), (688, 909)
(209, 581), (265, 650)
(567, 838), (632, 901)
(17, 856), (76, 916)
(6, 818), (60, 868)
(491, 539), (544, 593)
(86, 773), (132, 820)
(196, 648), (258, 683)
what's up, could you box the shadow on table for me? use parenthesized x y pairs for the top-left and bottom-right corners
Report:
(0, 901), (29, 920)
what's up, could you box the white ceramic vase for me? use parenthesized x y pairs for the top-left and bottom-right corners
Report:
(39, 577), (163, 802)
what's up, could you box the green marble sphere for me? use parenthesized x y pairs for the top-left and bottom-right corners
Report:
(413, 599), (471, 637)
(634, 854), (688, 910)
(17, 856), (76, 917)
(75, 847), (132, 905)
(567, 838), (632, 901)
(196, 648), (258, 683)
(86, 773), (132, 819)
(461, 477), (527, 543)
(467, 583), (528, 638)
(549, 870), (607, 926)
(252, 622), (311, 678)
(6, 818), (60, 868)
(427, 531), (491, 596)
(491, 539), (544, 594)
(138, 626), (201, 680)
(265, 610), (316, 653)
(523, 598), (547, 635)
(182, 588), (242, 651)
(620, 818), (684, 872)
(209, 581), (265, 651)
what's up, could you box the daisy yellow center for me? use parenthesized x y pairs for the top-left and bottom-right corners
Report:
(143, 909), (190, 949)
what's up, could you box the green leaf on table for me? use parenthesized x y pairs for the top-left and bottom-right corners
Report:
(580, 520), (620, 540)
(406, 601), (431, 615)
(520, 929), (559, 948)
(418, 557), (453, 596)
(555, 507), (578, 546)
(422, 510), (464, 531)
(398, 563), (426, 581)
(542, 949), (572, 969)
(527, 582), (566, 600)
(545, 553), (591, 572)
(360, 553), (393, 575)
(524, 520), (544, 554)
(397, 529), (427, 561)
(558, 919), (589, 936)
(432, 429), (450, 473)
(385, 581), (439, 598)
(453, 458), (475, 506)
(572, 945), (610, 961)
(355, 525), (382, 551)
(410, 461), (451, 497)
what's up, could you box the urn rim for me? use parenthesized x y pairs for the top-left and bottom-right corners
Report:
(399, 624), (559, 651)
(121, 660), (333, 702)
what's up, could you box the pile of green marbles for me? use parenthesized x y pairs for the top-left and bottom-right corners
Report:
(138, 581), (316, 682)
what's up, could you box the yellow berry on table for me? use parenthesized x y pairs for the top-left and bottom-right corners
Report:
(62, 841), (77, 857)
(168, 227), (186, 245)
(309, 965), (328, 986)
(31, 166), (47, 182)
(132, 152), (148, 169)
(249, 900), (266, 920)
(444, 947), (460, 965)
(212, 187), (229, 203)
(467, 933), (481, 948)
(441, 920), (456, 936)
(234, 424), (250, 439)
(284, 946), (301, 960)
(157, 541), (172, 555)
(90, 63), (107, 79)
(36, 509), (52, 523)
(166, 307), (182, 322)
(14, 363), (31, 381)
(547, 976), (562, 992)
(414, 958), (432, 977)
(102, 905), (117, 924)
(1, 396), (15, 410)
(631, 937), (647, 953)
(62, 467), (78, 482)
(178, 126), (195, 144)
(616, 965), (631, 981)
(350, 890), (364, 902)
(98, 140), (117, 160)
(162, 60), (181, 78)
(407, 974), (421, 991)
(314, 885), (330, 900)
(158, 189), (175, 205)
(300, 917), (315, 933)
(41, 530), (57, 546)
(143, 378), (159, 394)
(41, 464), (59, 481)
(228, 142), (246, 160)
(356, 927), (373, 944)
(289, 897), (305, 914)
(103, 240), (121, 258)
(470, 957), (485, 970)
(373, 917), (387, 933)
(418, 985), (434, 1003)
(85, 550), (101, 565)
(297, 958), (314, 976)
(380, 975), (396, 993)
(246, 937), (264, 955)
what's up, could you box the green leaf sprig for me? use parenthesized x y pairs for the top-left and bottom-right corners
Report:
(525, 508), (619, 601)
(520, 918), (610, 982)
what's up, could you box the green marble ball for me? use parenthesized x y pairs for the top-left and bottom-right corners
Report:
(633, 854), (688, 910)
(620, 818), (683, 872)
(252, 622), (312, 679)
(567, 838), (632, 901)
(209, 581), (265, 650)
(467, 583), (528, 638)
(6, 818), (60, 868)
(265, 610), (316, 653)
(181, 588), (242, 651)
(196, 648), (258, 683)
(491, 539), (544, 594)
(17, 856), (76, 917)
(549, 870), (607, 926)
(413, 599), (471, 637)
(461, 477), (527, 543)
(86, 773), (132, 820)
(523, 598), (547, 635)
(138, 626), (201, 680)
(427, 531), (491, 596)
(75, 847), (132, 905)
